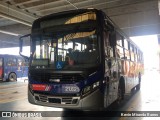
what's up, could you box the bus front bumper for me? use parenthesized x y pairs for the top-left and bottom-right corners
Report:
(28, 88), (104, 110)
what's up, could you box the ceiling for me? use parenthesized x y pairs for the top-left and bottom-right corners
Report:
(0, 0), (159, 48)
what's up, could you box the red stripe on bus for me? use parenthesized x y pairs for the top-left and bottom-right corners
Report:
(0, 68), (2, 77)
(32, 84), (47, 91)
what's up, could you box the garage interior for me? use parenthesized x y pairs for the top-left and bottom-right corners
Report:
(0, 0), (160, 119)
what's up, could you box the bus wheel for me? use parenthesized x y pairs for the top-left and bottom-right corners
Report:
(8, 73), (17, 81)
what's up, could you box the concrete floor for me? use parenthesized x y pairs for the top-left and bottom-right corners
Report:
(0, 70), (160, 120)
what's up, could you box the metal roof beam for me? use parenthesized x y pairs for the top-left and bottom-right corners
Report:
(15, 0), (40, 6)
(65, 0), (78, 9)
(34, 0), (120, 15)
(0, 1), (37, 26)
(23, 0), (66, 10)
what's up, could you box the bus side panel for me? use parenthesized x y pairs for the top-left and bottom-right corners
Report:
(0, 58), (3, 80)
(0, 67), (2, 79)
(131, 61), (135, 88)
(124, 60), (132, 93)
(134, 62), (139, 86)
(3, 57), (9, 81)
(129, 61), (134, 90)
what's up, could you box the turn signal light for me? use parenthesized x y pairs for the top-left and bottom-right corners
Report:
(32, 84), (51, 91)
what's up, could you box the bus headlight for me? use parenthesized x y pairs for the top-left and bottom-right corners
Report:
(82, 81), (100, 96)
(93, 81), (100, 89)
(82, 86), (91, 95)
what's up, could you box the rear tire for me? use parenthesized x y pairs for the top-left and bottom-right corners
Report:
(8, 73), (17, 81)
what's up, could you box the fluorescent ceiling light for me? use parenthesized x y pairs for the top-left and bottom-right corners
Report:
(0, 30), (21, 36)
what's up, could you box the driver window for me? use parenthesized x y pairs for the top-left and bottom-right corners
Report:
(104, 31), (114, 58)
(116, 32), (124, 59)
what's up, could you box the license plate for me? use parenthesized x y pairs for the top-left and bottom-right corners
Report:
(62, 84), (80, 93)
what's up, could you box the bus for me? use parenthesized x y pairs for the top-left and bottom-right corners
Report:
(0, 54), (28, 82)
(19, 9), (144, 110)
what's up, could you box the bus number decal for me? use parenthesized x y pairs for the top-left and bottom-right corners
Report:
(62, 85), (80, 93)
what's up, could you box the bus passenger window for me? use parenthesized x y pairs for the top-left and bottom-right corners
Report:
(124, 39), (130, 59)
(0, 58), (2, 66)
(134, 48), (137, 62)
(12, 58), (17, 66)
(124, 39), (128, 50)
(116, 32), (123, 46)
(130, 44), (135, 61)
(108, 47), (114, 58)
(7, 59), (12, 66)
(116, 45), (124, 59)
(18, 59), (22, 66)
(124, 50), (130, 60)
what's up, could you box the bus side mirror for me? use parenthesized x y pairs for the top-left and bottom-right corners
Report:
(19, 39), (23, 52)
(19, 34), (31, 60)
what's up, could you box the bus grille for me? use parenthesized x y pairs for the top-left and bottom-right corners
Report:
(34, 94), (79, 105)
(39, 95), (48, 102)
(30, 73), (85, 82)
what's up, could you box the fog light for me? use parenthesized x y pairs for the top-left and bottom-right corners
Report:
(35, 96), (39, 101)
(72, 99), (78, 104)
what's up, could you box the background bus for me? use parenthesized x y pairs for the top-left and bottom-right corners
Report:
(0, 54), (28, 82)
(19, 9), (143, 110)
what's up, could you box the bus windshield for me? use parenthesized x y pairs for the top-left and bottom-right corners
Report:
(30, 11), (100, 70)
(31, 29), (99, 70)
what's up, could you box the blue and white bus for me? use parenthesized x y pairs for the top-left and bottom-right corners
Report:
(19, 9), (143, 110)
(0, 54), (28, 82)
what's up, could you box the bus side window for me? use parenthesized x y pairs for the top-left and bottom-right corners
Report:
(108, 32), (116, 57)
(116, 32), (124, 59)
(104, 31), (114, 57)
(7, 58), (12, 66)
(103, 31), (109, 57)
(12, 58), (17, 66)
(7, 58), (17, 66)
(124, 39), (130, 60)
(130, 44), (135, 61)
(18, 58), (22, 66)
(135, 48), (137, 62)
(0, 58), (2, 66)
